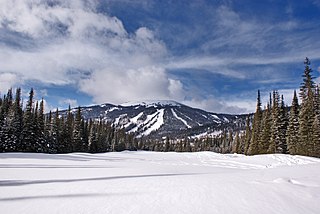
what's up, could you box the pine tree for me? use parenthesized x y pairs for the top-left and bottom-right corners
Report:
(37, 99), (47, 152)
(311, 115), (320, 157)
(277, 95), (288, 153)
(268, 91), (280, 153)
(232, 131), (241, 154)
(45, 111), (56, 153)
(298, 57), (315, 156)
(286, 90), (299, 154)
(312, 85), (320, 157)
(88, 120), (98, 153)
(73, 107), (83, 152)
(164, 136), (170, 152)
(259, 103), (272, 154)
(0, 89), (15, 151)
(243, 116), (251, 155)
(53, 109), (63, 153)
(248, 90), (262, 155)
(22, 88), (35, 152)
(32, 101), (42, 152)
(64, 105), (74, 153)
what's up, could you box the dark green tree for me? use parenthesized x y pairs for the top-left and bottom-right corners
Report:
(286, 90), (300, 154)
(243, 116), (251, 155)
(298, 57), (315, 156)
(248, 90), (262, 155)
(259, 103), (272, 154)
(22, 88), (35, 152)
(277, 95), (288, 153)
(268, 91), (280, 153)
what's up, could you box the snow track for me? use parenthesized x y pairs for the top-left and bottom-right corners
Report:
(138, 109), (164, 136)
(171, 109), (191, 128)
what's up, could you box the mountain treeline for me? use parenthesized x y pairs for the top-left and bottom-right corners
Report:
(0, 88), (137, 153)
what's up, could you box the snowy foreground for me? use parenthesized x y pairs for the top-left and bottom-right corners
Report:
(1, 152), (320, 214)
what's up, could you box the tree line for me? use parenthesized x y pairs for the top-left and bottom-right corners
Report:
(0, 88), (137, 153)
(208, 57), (320, 158)
(151, 57), (319, 157)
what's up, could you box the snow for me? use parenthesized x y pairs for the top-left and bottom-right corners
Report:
(1, 152), (320, 214)
(105, 107), (120, 114)
(191, 130), (222, 139)
(223, 116), (230, 122)
(121, 100), (181, 108)
(211, 114), (220, 120)
(113, 114), (127, 125)
(130, 112), (144, 123)
(171, 109), (191, 128)
(124, 112), (144, 129)
(139, 109), (164, 136)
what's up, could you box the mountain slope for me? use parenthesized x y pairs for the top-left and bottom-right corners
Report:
(63, 100), (247, 138)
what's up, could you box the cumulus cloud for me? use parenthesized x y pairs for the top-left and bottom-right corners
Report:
(0, 0), (172, 105)
(80, 66), (184, 104)
(0, 73), (21, 93)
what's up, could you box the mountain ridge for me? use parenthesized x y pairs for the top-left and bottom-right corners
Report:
(62, 100), (248, 139)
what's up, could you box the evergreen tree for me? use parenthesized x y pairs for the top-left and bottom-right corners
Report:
(63, 105), (74, 153)
(0, 89), (14, 151)
(248, 90), (262, 155)
(232, 131), (241, 154)
(37, 99), (47, 152)
(22, 88), (35, 152)
(11, 88), (23, 151)
(73, 107), (83, 152)
(312, 85), (320, 157)
(164, 136), (170, 152)
(268, 91), (280, 153)
(88, 120), (98, 153)
(45, 111), (56, 153)
(298, 57), (315, 156)
(311, 114), (320, 157)
(53, 109), (63, 153)
(286, 90), (300, 154)
(32, 101), (42, 152)
(259, 104), (272, 154)
(277, 95), (288, 153)
(243, 116), (251, 155)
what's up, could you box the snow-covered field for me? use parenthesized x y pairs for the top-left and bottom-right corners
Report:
(1, 152), (320, 214)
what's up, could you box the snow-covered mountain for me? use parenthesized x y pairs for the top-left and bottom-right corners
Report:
(63, 100), (247, 138)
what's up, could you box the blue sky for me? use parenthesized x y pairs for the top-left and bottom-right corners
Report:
(0, 0), (320, 113)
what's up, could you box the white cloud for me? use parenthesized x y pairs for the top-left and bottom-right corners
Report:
(80, 66), (180, 104)
(0, 73), (20, 93)
(0, 0), (172, 106)
(168, 79), (185, 101)
(58, 98), (78, 108)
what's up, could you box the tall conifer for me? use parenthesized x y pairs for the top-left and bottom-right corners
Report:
(286, 90), (299, 154)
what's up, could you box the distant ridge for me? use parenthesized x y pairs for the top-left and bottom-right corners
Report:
(60, 100), (248, 139)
